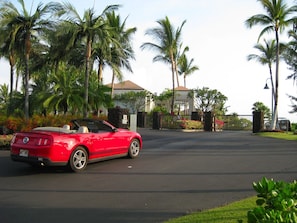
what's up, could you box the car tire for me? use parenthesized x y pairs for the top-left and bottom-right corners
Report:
(128, 139), (140, 158)
(69, 146), (88, 172)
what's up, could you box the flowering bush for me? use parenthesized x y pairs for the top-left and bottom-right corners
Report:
(0, 114), (107, 133)
(177, 119), (203, 130)
(0, 135), (13, 149)
(248, 177), (297, 223)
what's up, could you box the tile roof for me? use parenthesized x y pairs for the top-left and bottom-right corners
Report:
(175, 86), (189, 91)
(107, 80), (144, 90)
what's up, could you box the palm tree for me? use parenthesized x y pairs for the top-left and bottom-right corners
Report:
(88, 72), (113, 115)
(245, 0), (297, 130)
(0, 27), (16, 115)
(0, 0), (62, 119)
(141, 16), (186, 113)
(43, 65), (84, 115)
(60, 3), (119, 118)
(252, 101), (271, 120)
(284, 29), (297, 116)
(178, 52), (199, 87)
(285, 29), (297, 83)
(247, 39), (276, 120)
(0, 84), (9, 115)
(105, 11), (136, 97)
(92, 33), (112, 84)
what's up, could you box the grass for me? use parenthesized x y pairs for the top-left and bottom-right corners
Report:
(164, 131), (296, 223)
(164, 196), (257, 223)
(256, 131), (297, 140)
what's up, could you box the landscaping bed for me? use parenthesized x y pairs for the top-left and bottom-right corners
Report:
(0, 135), (12, 150)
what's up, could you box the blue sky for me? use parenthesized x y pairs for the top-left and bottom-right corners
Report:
(0, 0), (297, 122)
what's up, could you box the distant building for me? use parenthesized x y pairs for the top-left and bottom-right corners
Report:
(107, 80), (154, 113)
(174, 86), (194, 115)
(106, 81), (194, 115)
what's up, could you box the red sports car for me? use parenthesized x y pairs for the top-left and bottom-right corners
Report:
(10, 119), (142, 172)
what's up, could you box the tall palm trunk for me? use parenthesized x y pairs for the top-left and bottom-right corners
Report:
(271, 29), (280, 130)
(174, 61), (180, 87)
(170, 54), (175, 114)
(98, 61), (103, 84)
(268, 63), (275, 122)
(8, 54), (15, 115)
(24, 32), (31, 120)
(111, 70), (115, 98)
(83, 38), (92, 118)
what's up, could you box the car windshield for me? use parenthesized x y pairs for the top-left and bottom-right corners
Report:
(72, 119), (114, 133)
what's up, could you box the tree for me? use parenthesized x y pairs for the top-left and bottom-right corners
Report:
(104, 11), (136, 97)
(0, 20), (19, 114)
(113, 91), (148, 113)
(43, 65), (84, 115)
(88, 72), (113, 116)
(247, 39), (276, 120)
(178, 52), (199, 87)
(46, 22), (85, 73)
(0, 0), (62, 119)
(285, 30), (297, 83)
(252, 101), (271, 119)
(0, 84), (9, 115)
(245, 0), (297, 130)
(190, 87), (228, 117)
(141, 16), (186, 113)
(284, 29), (297, 115)
(60, 3), (119, 117)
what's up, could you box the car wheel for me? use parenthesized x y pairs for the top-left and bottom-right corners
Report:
(69, 146), (88, 172)
(128, 139), (140, 158)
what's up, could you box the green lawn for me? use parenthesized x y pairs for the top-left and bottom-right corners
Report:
(256, 131), (297, 140)
(164, 196), (257, 223)
(163, 131), (296, 223)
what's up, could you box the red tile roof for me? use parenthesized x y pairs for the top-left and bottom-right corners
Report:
(107, 80), (144, 90)
(175, 86), (189, 91)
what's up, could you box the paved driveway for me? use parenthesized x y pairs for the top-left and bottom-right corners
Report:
(0, 129), (296, 223)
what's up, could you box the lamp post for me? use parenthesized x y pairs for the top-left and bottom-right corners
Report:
(264, 78), (274, 124)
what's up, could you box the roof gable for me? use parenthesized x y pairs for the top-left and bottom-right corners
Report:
(175, 86), (189, 91)
(108, 80), (144, 90)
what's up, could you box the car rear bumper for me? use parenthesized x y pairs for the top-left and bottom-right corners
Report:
(11, 154), (68, 167)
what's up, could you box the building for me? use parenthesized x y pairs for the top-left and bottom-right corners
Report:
(107, 80), (154, 113)
(174, 86), (194, 115)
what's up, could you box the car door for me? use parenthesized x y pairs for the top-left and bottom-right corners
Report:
(84, 133), (110, 160)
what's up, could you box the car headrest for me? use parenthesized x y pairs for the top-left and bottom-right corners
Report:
(78, 126), (89, 133)
(63, 125), (70, 130)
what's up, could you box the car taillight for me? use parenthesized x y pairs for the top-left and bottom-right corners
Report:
(36, 137), (52, 146)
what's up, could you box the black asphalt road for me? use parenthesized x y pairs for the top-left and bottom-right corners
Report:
(0, 129), (296, 223)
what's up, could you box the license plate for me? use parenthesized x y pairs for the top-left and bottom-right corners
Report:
(19, 149), (29, 157)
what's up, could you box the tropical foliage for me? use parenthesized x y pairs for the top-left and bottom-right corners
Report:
(190, 87), (228, 117)
(245, 0), (297, 130)
(141, 16), (189, 113)
(0, 0), (135, 118)
(252, 101), (271, 120)
(113, 91), (150, 113)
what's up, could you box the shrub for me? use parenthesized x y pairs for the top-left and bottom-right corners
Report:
(248, 177), (297, 223)
(177, 119), (203, 130)
(0, 135), (13, 149)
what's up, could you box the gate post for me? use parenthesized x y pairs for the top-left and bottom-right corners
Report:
(152, 112), (161, 130)
(108, 107), (129, 129)
(191, 111), (201, 121)
(204, 111), (213, 131)
(137, 112), (147, 127)
(252, 111), (264, 133)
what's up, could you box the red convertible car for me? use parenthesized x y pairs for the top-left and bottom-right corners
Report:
(10, 119), (142, 172)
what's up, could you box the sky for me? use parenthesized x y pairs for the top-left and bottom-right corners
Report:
(0, 0), (297, 122)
